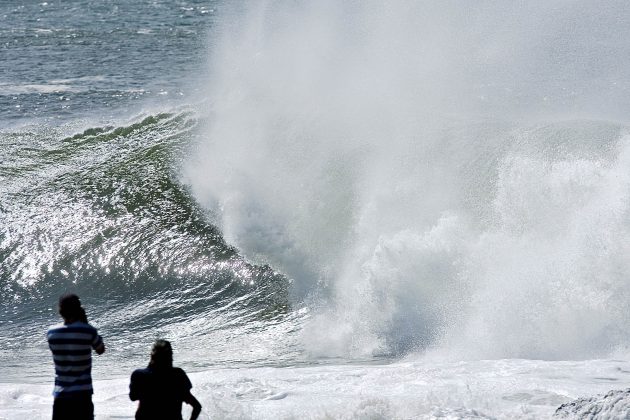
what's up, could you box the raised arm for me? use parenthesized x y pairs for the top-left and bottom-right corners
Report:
(92, 331), (105, 355)
(184, 392), (202, 420)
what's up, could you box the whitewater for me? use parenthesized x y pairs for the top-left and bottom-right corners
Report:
(2, 1), (630, 419)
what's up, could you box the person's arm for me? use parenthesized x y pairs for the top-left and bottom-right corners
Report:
(92, 331), (105, 355)
(129, 371), (142, 401)
(183, 392), (202, 420)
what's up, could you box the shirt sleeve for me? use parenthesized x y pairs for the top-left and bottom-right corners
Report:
(91, 326), (103, 349)
(179, 369), (193, 394)
(129, 370), (143, 401)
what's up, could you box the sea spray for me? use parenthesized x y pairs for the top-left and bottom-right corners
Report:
(431, 136), (630, 360)
(186, 1), (630, 359)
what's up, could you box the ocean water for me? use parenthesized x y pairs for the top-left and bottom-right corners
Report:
(2, 1), (630, 419)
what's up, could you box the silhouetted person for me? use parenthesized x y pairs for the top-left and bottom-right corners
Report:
(47, 293), (105, 420)
(129, 339), (202, 420)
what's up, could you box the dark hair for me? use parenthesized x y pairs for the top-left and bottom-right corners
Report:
(58, 293), (87, 322)
(149, 339), (173, 369)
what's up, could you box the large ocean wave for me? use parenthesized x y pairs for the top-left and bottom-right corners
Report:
(0, 111), (297, 380)
(3, 2), (630, 383)
(184, 1), (630, 361)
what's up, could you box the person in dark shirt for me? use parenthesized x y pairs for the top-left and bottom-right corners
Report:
(129, 339), (202, 420)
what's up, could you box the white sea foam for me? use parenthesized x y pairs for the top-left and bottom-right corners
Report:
(0, 83), (81, 94)
(2, 359), (630, 419)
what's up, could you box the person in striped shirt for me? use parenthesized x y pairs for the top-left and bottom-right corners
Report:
(47, 293), (105, 420)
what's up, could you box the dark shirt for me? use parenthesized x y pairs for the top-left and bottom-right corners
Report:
(129, 366), (193, 420)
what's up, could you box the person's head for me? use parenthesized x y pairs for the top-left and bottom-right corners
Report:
(149, 339), (173, 369)
(58, 293), (87, 323)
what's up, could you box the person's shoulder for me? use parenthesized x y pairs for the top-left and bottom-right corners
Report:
(132, 367), (151, 376)
(74, 321), (97, 329)
(130, 368), (150, 385)
(47, 323), (74, 338)
(67, 321), (99, 333)
(172, 367), (189, 377)
(49, 322), (99, 337)
(172, 367), (192, 387)
(47, 323), (65, 334)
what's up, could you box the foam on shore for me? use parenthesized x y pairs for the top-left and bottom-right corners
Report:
(3, 358), (630, 419)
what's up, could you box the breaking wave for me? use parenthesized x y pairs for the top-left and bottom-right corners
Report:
(185, 1), (630, 360)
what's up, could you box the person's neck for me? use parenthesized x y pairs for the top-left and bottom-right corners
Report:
(63, 317), (79, 324)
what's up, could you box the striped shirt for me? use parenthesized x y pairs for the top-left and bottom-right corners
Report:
(47, 321), (103, 398)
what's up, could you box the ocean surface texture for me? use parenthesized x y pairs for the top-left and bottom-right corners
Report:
(2, 1), (630, 419)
